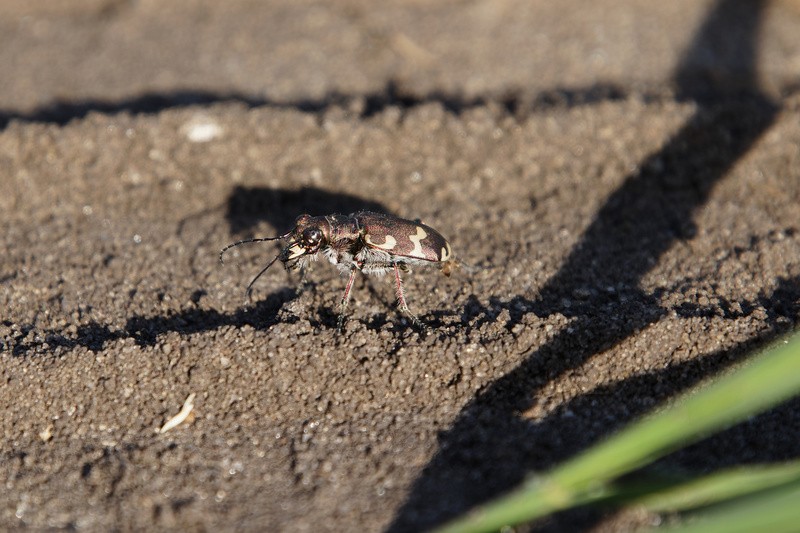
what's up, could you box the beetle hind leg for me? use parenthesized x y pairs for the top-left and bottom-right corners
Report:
(393, 263), (428, 332)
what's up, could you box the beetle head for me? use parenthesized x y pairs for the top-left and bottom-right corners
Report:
(283, 214), (331, 261)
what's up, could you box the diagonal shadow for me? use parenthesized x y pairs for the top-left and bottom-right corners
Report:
(387, 0), (782, 530)
(479, 275), (800, 533)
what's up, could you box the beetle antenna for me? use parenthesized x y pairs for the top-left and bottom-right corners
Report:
(244, 252), (283, 302)
(219, 235), (284, 264)
(457, 259), (481, 274)
(445, 258), (482, 275)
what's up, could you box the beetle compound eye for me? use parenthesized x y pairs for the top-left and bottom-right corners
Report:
(302, 228), (322, 247)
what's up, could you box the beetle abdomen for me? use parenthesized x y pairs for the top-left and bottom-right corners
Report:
(356, 212), (452, 263)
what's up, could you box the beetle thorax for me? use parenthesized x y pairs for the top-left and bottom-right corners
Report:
(325, 214), (361, 242)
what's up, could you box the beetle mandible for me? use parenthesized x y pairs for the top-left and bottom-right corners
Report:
(220, 211), (456, 331)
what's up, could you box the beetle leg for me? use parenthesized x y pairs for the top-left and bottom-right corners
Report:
(337, 267), (358, 332)
(296, 264), (312, 294)
(393, 262), (427, 331)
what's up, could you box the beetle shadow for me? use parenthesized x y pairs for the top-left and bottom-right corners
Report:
(224, 185), (392, 236)
(387, 0), (793, 531)
(10, 288), (298, 356)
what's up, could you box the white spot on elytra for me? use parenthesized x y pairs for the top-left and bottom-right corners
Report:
(408, 226), (427, 258)
(365, 234), (397, 250)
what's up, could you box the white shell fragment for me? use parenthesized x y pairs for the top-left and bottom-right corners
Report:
(159, 393), (197, 433)
(183, 116), (223, 143)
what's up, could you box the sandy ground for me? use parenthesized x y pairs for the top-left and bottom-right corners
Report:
(2, 1), (800, 531)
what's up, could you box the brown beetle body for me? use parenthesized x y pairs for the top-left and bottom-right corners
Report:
(220, 211), (456, 331)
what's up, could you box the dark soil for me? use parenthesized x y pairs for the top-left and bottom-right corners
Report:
(2, 1), (800, 531)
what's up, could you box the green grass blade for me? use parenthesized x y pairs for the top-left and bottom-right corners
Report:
(633, 461), (800, 513)
(433, 332), (800, 533)
(646, 479), (800, 533)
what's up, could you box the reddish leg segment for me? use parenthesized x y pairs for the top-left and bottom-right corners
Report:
(394, 263), (425, 329)
(337, 267), (358, 332)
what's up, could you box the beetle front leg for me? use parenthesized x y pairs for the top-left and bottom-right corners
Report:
(337, 267), (358, 333)
(297, 264), (313, 294)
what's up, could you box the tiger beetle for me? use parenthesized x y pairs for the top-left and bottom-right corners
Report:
(220, 211), (457, 332)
